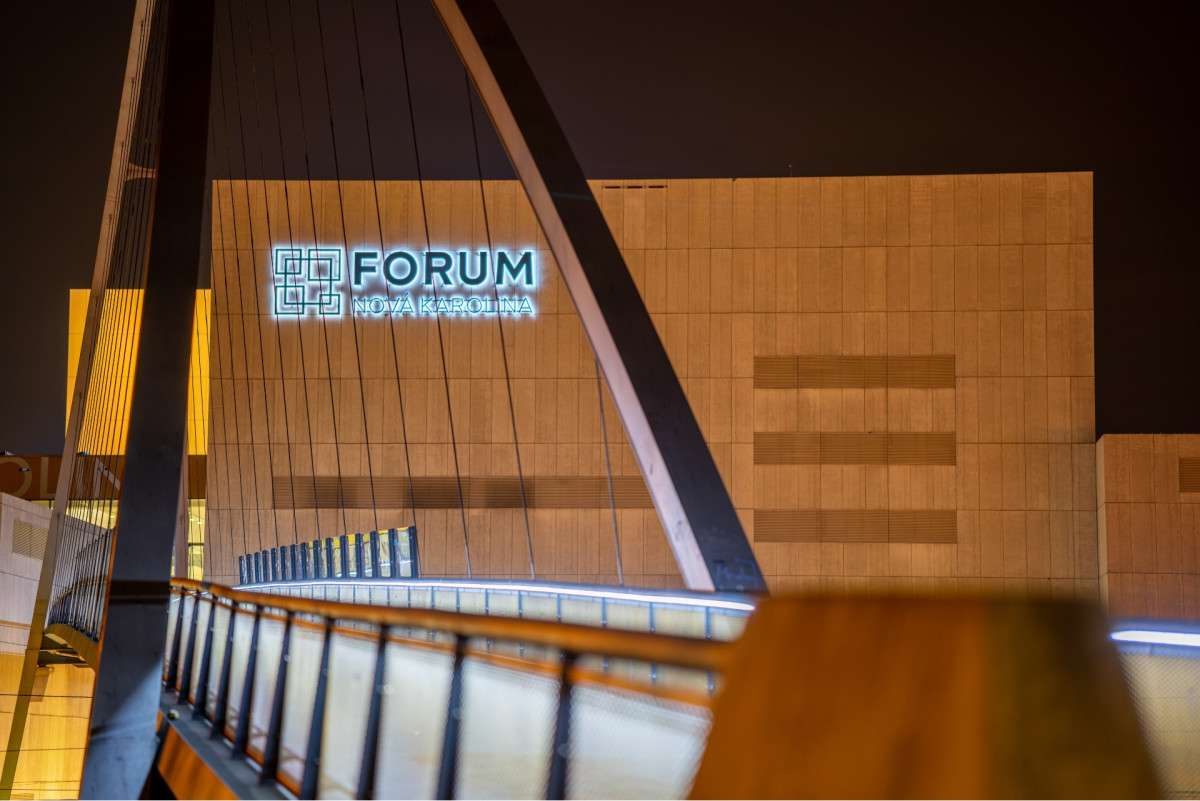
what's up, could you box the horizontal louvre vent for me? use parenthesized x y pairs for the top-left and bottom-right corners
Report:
(753, 355), (955, 389)
(12, 520), (49, 559)
(753, 432), (820, 464)
(755, 510), (956, 544)
(754, 432), (955, 465)
(753, 356), (798, 388)
(273, 476), (654, 510)
(1181, 458), (1200, 493)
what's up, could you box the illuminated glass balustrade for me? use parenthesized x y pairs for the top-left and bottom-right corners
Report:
(164, 580), (734, 798)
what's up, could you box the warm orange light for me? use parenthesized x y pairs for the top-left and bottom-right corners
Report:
(66, 289), (211, 455)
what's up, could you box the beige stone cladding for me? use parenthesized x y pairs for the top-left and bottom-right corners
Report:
(1098, 434), (1200, 618)
(205, 174), (1096, 597)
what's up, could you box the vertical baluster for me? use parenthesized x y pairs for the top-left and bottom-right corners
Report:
(211, 601), (238, 739)
(165, 587), (186, 687)
(601, 599), (609, 674)
(436, 637), (467, 800)
(261, 610), (293, 784)
(648, 604), (657, 685)
(192, 598), (218, 720)
(408, 526), (421, 579)
(82, 534), (90, 629)
(387, 529), (400, 580)
(300, 617), (334, 800)
(369, 531), (380, 581)
(356, 625), (390, 800)
(177, 591), (201, 705)
(546, 652), (576, 800)
(704, 606), (714, 694)
(79, 535), (91, 634)
(232, 608), (262, 758)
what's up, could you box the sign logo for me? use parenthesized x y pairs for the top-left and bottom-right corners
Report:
(271, 246), (537, 319)
(274, 248), (343, 316)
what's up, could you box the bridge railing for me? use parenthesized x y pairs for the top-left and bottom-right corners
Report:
(236, 527), (420, 585)
(166, 578), (736, 799)
(240, 577), (755, 650)
(45, 516), (113, 641)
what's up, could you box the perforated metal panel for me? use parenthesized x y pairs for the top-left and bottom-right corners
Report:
(1120, 648), (1200, 798)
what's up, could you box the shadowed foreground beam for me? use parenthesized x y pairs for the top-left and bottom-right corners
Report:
(79, 0), (214, 796)
(691, 596), (1158, 799)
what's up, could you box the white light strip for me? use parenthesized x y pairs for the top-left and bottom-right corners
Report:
(239, 578), (757, 613)
(1111, 629), (1200, 649)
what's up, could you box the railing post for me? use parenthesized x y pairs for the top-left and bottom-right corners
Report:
(387, 529), (400, 579)
(261, 611), (293, 784)
(232, 608), (261, 758)
(436, 637), (467, 800)
(177, 592), (201, 705)
(546, 652), (576, 800)
(300, 618), (335, 800)
(211, 601), (237, 739)
(368, 531), (380, 580)
(165, 587), (186, 689)
(356, 625), (390, 800)
(192, 597), (217, 720)
(408, 526), (421, 579)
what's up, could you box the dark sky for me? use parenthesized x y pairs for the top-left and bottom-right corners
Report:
(1, 0), (1196, 455)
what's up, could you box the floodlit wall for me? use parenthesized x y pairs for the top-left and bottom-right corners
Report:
(206, 174), (1097, 595)
(1098, 434), (1200, 618)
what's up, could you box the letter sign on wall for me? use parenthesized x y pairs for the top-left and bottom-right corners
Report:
(272, 246), (537, 318)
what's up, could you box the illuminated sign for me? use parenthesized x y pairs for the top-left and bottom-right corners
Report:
(272, 247), (537, 318)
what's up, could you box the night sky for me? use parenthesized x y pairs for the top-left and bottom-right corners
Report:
(1, 0), (1196, 455)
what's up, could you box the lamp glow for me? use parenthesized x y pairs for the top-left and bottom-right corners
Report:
(240, 577), (757, 613)
(1111, 629), (1200, 648)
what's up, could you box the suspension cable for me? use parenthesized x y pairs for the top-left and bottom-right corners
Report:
(283, 0), (351, 539)
(260, 0), (326, 550)
(393, 1), (472, 577)
(220, 0), (302, 562)
(234, 0), (303, 563)
(211, 16), (262, 560)
(595, 359), (623, 585)
(72, 0), (170, 624)
(309, 0), (382, 535)
(461, 69), (535, 580)
(344, 0), (420, 533)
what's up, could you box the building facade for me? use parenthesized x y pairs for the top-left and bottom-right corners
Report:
(204, 173), (1098, 597)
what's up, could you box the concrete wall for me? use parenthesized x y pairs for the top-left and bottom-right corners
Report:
(0, 494), (50, 654)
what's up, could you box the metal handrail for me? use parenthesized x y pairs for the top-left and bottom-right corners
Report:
(173, 578), (734, 672)
(166, 577), (738, 799)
